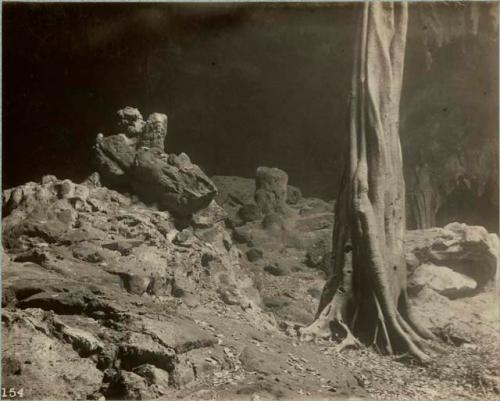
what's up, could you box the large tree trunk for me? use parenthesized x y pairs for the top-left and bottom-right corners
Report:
(301, 2), (436, 362)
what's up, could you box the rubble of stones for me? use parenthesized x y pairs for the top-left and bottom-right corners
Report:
(2, 107), (499, 400)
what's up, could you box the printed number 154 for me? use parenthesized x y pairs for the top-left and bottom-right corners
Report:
(1, 388), (24, 398)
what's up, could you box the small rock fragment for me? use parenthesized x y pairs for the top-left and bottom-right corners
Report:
(238, 203), (262, 223)
(264, 264), (288, 277)
(246, 248), (264, 262)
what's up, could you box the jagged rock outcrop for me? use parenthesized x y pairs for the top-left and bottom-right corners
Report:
(2, 176), (259, 307)
(93, 107), (217, 216)
(1, 175), (281, 399)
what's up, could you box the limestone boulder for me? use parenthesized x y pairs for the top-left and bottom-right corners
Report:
(130, 148), (217, 216)
(409, 262), (477, 298)
(92, 108), (217, 216)
(405, 222), (499, 289)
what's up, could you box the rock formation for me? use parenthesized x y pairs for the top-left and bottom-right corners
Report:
(93, 107), (217, 216)
(138, 112), (168, 149)
(213, 170), (303, 228)
(94, 133), (137, 190)
(254, 167), (289, 215)
(130, 149), (216, 217)
(1, 175), (279, 399)
(405, 222), (499, 290)
(1, 177), (256, 307)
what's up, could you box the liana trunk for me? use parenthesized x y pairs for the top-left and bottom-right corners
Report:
(300, 2), (437, 362)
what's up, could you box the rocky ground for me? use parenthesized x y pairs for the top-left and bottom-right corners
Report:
(2, 108), (499, 401)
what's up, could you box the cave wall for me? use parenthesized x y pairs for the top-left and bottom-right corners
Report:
(3, 2), (498, 230)
(402, 3), (499, 232)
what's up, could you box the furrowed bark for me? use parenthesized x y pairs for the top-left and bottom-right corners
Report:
(301, 2), (435, 363)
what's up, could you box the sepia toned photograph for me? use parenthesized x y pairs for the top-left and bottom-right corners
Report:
(2, 1), (499, 400)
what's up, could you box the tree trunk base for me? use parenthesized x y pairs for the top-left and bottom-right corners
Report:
(299, 288), (439, 364)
